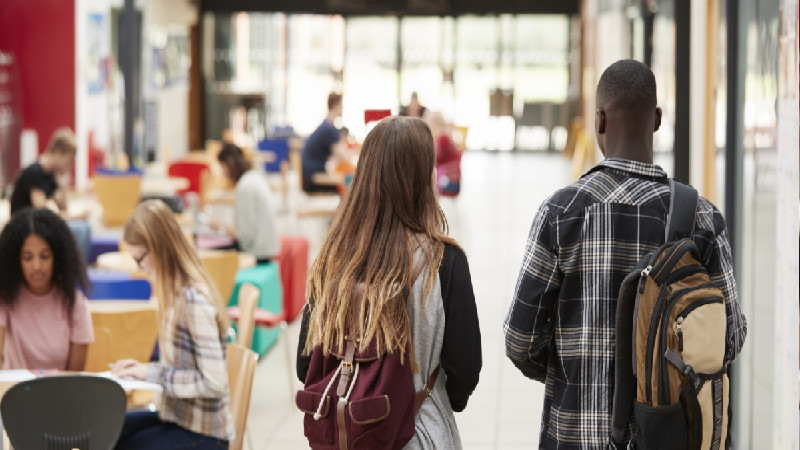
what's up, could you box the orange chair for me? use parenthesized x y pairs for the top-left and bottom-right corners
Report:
(92, 173), (142, 226)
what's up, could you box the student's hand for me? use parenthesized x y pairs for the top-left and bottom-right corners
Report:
(209, 218), (233, 237)
(70, 209), (91, 221)
(208, 218), (223, 230)
(111, 359), (147, 380)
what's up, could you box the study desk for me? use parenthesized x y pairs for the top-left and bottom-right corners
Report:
(86, 175), (190, 195)
(96, 251), (256, 275)
(140, 176), (190, 195)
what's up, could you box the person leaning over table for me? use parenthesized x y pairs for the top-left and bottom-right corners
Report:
(9, 127), (93, 260)
(112, 200), (233, 450)
(209, 142), (279, 263)
(0, 208), (94, 371)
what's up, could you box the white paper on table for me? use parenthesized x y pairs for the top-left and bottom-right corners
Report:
(95, 371), (163, 392)
(0, 370), (36, 383)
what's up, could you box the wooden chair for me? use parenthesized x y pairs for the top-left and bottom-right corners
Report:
(227, 343), (258, 450)
(232, 283), (259, 348)
(227, 304), (293, 404)
(84, 324), (113, 372)
(89, 302), (160, 410)
(89, 302), (159, 364)
(454, 125), (470, 151)
(199, 250), (241, 304)
(92, 173), (142, 226)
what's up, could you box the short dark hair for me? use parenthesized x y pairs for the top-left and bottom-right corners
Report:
(327, 92), (343, 110)
(596, 59), (657, 113)
(0, 208), (90, 312)
(217, 143), (252, 183)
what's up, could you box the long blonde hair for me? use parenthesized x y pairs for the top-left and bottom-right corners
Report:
(304, 116), (457, 371)
(123, 200), (229, 343)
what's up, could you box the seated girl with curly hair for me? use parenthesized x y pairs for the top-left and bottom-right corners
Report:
(0, 208), (94, 370)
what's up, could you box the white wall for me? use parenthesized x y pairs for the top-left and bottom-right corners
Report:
(143, 0), (196, 160)
(688, 0), (706, 192)
(75, 0), (113, 188)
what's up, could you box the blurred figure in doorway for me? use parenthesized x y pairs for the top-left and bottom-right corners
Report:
(425, 110), (461, 197)
(399, 91), (427, 118)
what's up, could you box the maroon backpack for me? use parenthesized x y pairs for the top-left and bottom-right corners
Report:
(296, 337), (439, 450)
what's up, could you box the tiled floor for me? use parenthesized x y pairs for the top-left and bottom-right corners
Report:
(245, 151), (577, 449)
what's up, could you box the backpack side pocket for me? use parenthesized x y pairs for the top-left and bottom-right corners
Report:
(634, 400), (688, 450)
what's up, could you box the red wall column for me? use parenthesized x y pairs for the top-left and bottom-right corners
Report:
(0, 0), (76, 170)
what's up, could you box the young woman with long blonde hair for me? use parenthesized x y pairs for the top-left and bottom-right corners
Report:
(296, 116), (482, 448)
(112, 200), (233, 449)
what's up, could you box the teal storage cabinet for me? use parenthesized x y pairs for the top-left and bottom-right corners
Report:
(228, 262), (283, 357)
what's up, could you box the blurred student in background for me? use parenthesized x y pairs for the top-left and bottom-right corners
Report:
(9, 127), (92, 260)
(400, 91), (427, 118)
(211, 142), (279, 263)
(112, 200), (232, 449)
(425, 110), (462, 197)
(300, 92), (348, 193)
(0, 208), (93, 371)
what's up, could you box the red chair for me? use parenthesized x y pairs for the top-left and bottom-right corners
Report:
(277, 235), (309, 322)
(167, 160), (210, 202)
(364, 109), (391, 124)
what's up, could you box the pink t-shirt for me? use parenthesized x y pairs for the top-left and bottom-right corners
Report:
(0, 287), (94, 370)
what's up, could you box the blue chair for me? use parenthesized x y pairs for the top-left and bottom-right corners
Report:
(95, 167), (144, 176)
(87, 232), (121, 264)
(87, 269), (151, 300)
(257, 137), (290, 173)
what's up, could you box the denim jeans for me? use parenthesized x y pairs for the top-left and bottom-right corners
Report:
(66, 219), (91, 263)
(115, 411), (228, 450)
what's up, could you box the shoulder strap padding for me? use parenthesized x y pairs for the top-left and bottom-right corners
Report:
(666, 179), (698, 242)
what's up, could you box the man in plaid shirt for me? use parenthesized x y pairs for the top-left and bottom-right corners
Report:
(503, 59), (747, 449)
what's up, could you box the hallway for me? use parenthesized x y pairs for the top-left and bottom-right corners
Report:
(245, 151), (579, 449)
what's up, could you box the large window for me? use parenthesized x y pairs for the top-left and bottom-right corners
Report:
(343, 17), (399, 139)
(201, 12), (572, 149)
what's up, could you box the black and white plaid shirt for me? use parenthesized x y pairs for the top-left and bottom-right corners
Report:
(504, 158), (747, 449)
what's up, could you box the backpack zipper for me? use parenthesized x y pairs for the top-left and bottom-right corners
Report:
(672, 296), (724, 354)
(643, 266), (706, 403)
(677, 296), (724, 320)
(652, 239), (699, 285)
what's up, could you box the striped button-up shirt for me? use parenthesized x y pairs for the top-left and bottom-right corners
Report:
(146, 286), (234, 441)
(504, 158), (746, 449)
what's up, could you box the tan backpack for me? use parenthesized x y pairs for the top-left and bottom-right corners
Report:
(609, 180), (731, 450)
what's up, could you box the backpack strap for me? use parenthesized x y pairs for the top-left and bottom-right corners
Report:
(413, 365), (441, 414)
(608, 269), (642, 446)
(666, 179), (699, 242)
